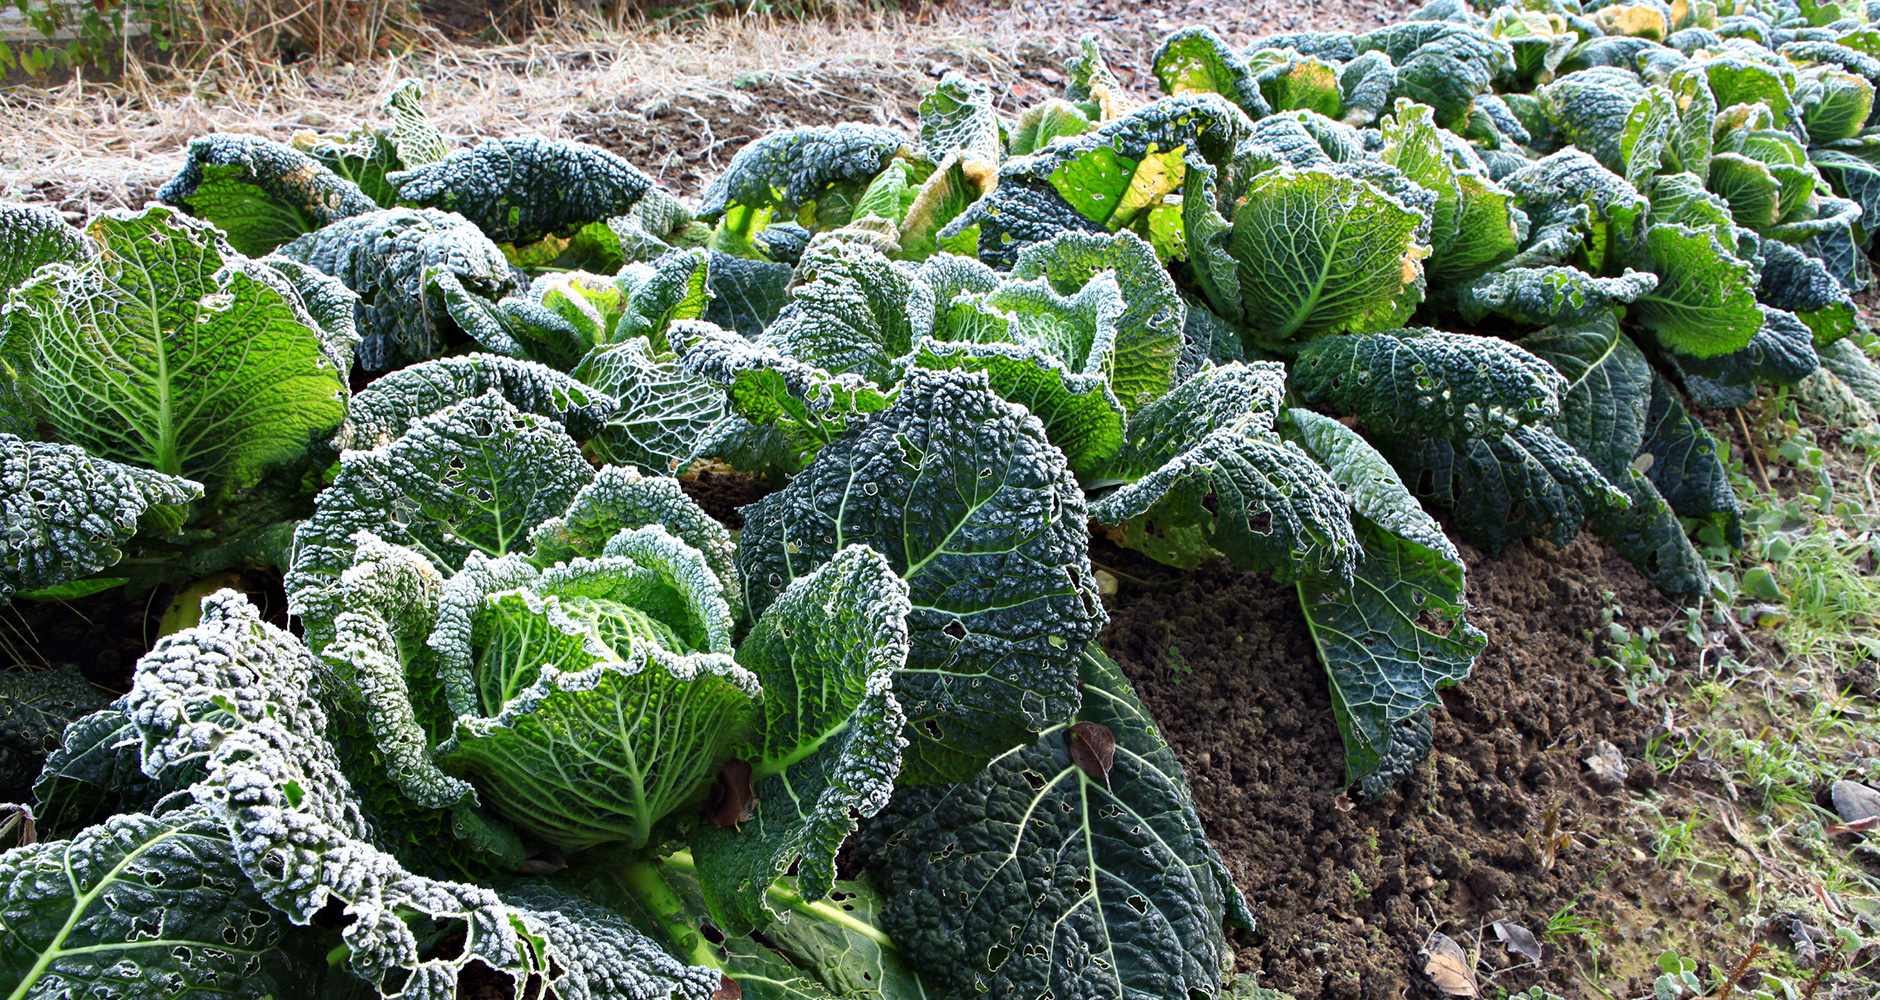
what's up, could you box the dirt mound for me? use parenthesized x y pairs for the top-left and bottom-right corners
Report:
(1097, 531), (1754, 999)
(562, 41), (1068, 197)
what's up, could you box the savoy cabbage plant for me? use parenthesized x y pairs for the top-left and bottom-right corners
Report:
(0, 202), (354, 600)
(0, 366), (1246, 1000)
(15, 2), (1880, 992)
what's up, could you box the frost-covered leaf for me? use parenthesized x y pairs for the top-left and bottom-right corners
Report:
(858, 645), (1247, 1000)
(1501, 150), (1648, 274)
(692, 546), (911, 933)
(1670, 305), (1820, 407)
(1093, 366), (1357, 582)
(1278, 409), (1481, 795)
(527, 465), (739, 605)
(0, 436), (201, 601)
(122, 592), (723, 999)
(277, 207), (521, 371)
(919, 74), (1003, 171)
(1639, 373), (1740, 545)
(576, 336), (733, 477)
(704, 251), (794, 338)
(738, 369), (1105, 783)
(1810, 137), (1880, 231)
(699, 124), (914, 230)
(682, 324), (893, 462)
(1153, 27), (1270, 117)
(286, 391), (594, 638)
(1355, 21), (1513, 129)
(1295, 517), (1482, 797)
(762, 242), (917, 386)
(0, 664), (108, 800)
(156, 133), (378, 257)
(1757, 238), (1857, 346)
(436, 542), (758, 853)
(1290, 329), (1566, 439)
(1065, 35), (1135, 119)
(1009, 230), (1185, 413)
(336, 353), (618, 451)
(2, 207), (347, 506)
(1537, 68), (1650, 175)
(294, 79), (447, 209)
(391, 136), (655, 245)
(1456, 265), (1658, 326)
(1383, 423), (1629, 553)
(908, 339), (1125, 479)
(0, 805), (315, 1000)
(0, 202), (89, 297)
(1523, 317), (1709, 596)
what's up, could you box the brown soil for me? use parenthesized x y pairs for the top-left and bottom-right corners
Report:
(679, 467), (779, 528)
(1096, 530), (1772, 1000)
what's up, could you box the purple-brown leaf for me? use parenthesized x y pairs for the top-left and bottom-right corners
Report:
(1067, 721), (1116, 791)
(703, 759), (756, 829)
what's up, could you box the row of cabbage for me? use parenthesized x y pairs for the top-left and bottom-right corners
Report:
(5, 0), (1880, 995)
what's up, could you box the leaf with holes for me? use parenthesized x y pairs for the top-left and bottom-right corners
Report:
(858, 645), (1249, 1000)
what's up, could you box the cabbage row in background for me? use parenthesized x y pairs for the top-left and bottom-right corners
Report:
(6, 0), (1880, 992)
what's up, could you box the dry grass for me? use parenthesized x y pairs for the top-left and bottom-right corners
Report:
(0, 8), (1064, 212)
(2, 0), (1421, 212)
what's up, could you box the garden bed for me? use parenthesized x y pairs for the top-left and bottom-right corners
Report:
(6, 0), (1880, 997)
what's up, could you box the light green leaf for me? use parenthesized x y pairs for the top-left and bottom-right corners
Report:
(438, 544), (757, 852)
(1008, 100), (1095, 156)
(1223, 168), (1427, 343)
(155, 133), (378, 257)
(1010, 230), (1185, 413)
(1153, 27), (1270, 117)
(3, 207), (347, 506)
(1378, 100), (1525, 286)
(908, 339), (1126, 479)
(1629, 223), (1764, 358)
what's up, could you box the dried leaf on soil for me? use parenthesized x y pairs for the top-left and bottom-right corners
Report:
(1420, 931), (1479, 997)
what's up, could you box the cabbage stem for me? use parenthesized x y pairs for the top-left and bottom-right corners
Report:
(617, 858), (721, 969)
(661, 850), (894, 950)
